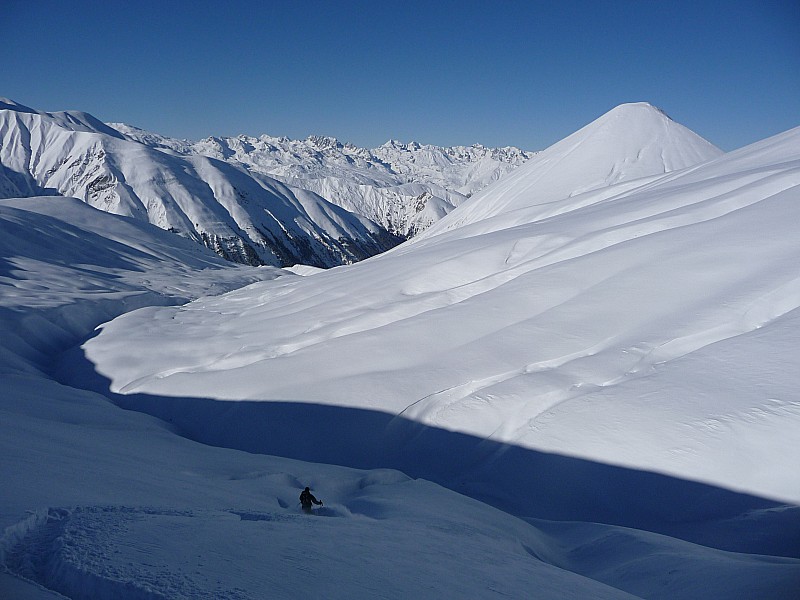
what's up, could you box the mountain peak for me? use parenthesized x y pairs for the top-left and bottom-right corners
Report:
(0, 97), (38, 114)
(306, 135), (343, 150)
(591, 102), (677, 130)
(421, 104), (723, 237)
(606, 101), (670, 117)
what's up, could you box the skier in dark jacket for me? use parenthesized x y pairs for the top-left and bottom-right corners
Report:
(300, 487), (323, 512)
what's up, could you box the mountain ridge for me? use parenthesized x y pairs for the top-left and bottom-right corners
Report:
(108, 121), (535, 237)
(0, 100), (401, 267)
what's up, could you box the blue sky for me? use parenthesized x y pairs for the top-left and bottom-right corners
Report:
(3, 0), (798, 151)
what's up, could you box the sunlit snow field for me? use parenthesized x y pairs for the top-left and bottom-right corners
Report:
(2, 104), (799, 599)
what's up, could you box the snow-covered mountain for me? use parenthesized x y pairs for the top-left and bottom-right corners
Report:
(0, 99), (400, 267)
(420, 102), (723, 238)
(111, 122), (534, 237)
(2, 104), (799, 599)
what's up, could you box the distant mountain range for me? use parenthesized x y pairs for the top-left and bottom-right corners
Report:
(0, 98), (399, 267)
(108, 123), (535, 238)
(0, 98), (725, 271)
(0, 97), (537, 267)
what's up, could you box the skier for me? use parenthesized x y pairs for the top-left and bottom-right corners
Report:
(299, 486), (323, 513)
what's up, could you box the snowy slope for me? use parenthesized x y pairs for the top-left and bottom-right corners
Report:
(111, 122), (534, 237)
(82, 116), (800, 511)
(1, 197), (632, 599)
(2, 193), (798, 599)
(0, 195), (280, 376)
(0, 99), (400, 267)
(420, 102), (723, 238)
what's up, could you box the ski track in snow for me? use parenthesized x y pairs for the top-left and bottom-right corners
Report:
(0, 505), (353, 600)
(5, 501), (798, 600)
(2, 506), (246, 599)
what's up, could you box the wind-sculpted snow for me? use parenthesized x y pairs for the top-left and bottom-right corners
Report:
(84, 121), (800, 506)
(111, 122), (534, 237)
(0, 99), (400, 267)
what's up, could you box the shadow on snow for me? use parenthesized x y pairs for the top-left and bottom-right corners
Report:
(57, 341), (800, 559)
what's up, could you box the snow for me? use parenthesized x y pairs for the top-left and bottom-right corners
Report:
(0, 102), (399, 268)
(420, 102), (723, 238)
(2, 104), (799, 599)
(111, 122), (534, 237)
(80, 119), (800, 502)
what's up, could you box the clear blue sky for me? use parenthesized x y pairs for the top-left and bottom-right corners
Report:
(3, 0), (798, 151)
